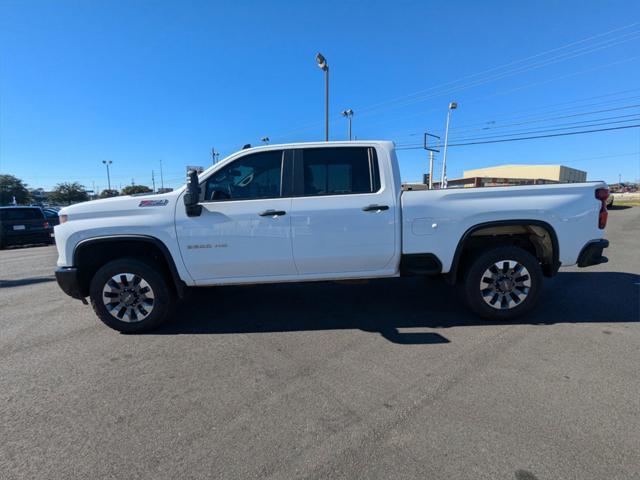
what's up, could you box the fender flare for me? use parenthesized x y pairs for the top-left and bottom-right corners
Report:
(73, 234), (187, 297)
(445, 219), (560, 285)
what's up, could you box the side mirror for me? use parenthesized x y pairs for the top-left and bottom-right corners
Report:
(184, 170), (202, 217)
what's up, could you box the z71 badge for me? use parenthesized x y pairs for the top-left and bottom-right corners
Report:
(139, 199), (169, 207)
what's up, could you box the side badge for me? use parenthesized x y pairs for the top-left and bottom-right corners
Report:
(139, 199), (169, 207)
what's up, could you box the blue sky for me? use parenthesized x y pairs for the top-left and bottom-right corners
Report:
(1, 0), (639, 191)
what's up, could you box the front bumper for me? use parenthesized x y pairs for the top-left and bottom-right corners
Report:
(55, 267), (86, 301)
(577, 239), (609, 268)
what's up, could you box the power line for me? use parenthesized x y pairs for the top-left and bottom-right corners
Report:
(446, 114), (640, 143)
(346, 56), (640, 138)
(271, 24), (640, 140)
(448, 94), (640, 135)
(415, 102), (640, 143)
(449, 87), (640, 131)
(355, 22), (640, 116)
(396, 124), (640, 149)
(396, 106), (640, 146)
(354, 28), (640, 119)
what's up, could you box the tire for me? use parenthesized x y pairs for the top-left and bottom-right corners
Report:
(462, 246), (543, 321)
(89, 258), (175, 333)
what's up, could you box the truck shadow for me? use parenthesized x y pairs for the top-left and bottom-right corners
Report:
(153, 271), (639, 344)
(0, 276), (56, 288)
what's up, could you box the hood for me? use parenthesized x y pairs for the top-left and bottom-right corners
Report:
(59, 190), (181, 220)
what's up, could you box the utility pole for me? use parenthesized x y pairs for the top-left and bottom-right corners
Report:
(102, 160), (113, 191)
(429, 151), (434, 190)
(316, 53), (329, 141)
(440, 101), (458, 189)
(160, 160), (164, 190)
(423, 132), (440, 190)
(152, 170), (156, 192)
(619, 173), (622, 184)
(211, 147), (219, 165)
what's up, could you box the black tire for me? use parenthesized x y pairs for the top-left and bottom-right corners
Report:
(89, 258), (175, 333)
(462, 246), (543, 321)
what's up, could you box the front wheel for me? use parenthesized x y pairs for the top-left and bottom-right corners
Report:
(89, 258), (175, 333)
(463, 246), (543, 321)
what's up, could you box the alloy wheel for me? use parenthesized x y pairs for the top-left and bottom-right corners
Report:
(102, 273), (155, 322)
(480, 260), (532, 310)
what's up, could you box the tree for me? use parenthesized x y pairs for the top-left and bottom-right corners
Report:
(121, 184), (153, 195)
(49, 182), (89, 205)
(0, 174), (31, 205)
(99, 189), (119, 199)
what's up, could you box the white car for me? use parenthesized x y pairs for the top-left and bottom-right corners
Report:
(54, 141), (610, 332)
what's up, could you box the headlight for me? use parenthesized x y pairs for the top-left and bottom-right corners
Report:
(59, 214), (68, 224)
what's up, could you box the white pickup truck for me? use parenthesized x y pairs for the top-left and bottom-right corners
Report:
(54, 141), (610, 332)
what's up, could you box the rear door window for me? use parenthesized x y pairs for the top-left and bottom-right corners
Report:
(300, 147), (380, 196)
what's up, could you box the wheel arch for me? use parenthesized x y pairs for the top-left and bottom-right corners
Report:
(73, 235), (187, 298)
(445, 219), (560, 285)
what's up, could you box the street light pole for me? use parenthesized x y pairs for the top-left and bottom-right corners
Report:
(102, 160), (112, 191)
(341, 109), (354, 140)
(316, 53), (329, 141)
(440, 101), (458, 189)
(429, 151), (434, 190)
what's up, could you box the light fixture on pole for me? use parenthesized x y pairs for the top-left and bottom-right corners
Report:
(101, 160), (113, 191)
(261, 136), (270, 145)
(316, 52), (329, 141)
(440, 101), (458, 189)
(341, 109), (354, 140)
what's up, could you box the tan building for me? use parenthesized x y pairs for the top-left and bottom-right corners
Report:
(402, 164), (588, 190)
(463, 164), (587, 183)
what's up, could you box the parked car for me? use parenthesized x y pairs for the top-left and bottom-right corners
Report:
(0, 206), (54, 249)
(43, 207), (61, 226)
(53, 141), (610, 333)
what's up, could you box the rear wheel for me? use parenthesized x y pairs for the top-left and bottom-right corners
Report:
(463, 246), (543, 321)
(89, 258), (175, 333)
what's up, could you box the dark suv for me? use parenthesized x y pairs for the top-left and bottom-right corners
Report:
(0, 206), (53, 249)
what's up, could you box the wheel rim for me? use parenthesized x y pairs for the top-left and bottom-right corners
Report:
(480, 260), (532, 310)
(102, 273), (155, 323)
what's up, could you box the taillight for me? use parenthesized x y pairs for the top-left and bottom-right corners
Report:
(43, 221), (50, 229)
(595, 188), (609, 229)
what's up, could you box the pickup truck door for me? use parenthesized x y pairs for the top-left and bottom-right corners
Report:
(175, 149), (297, 282)
(290, 146), (397, 275)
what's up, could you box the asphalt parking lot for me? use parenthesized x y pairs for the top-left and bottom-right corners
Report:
(1, 207), (639, 480)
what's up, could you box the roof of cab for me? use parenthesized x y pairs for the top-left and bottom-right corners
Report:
(235, 140), (394, 154)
